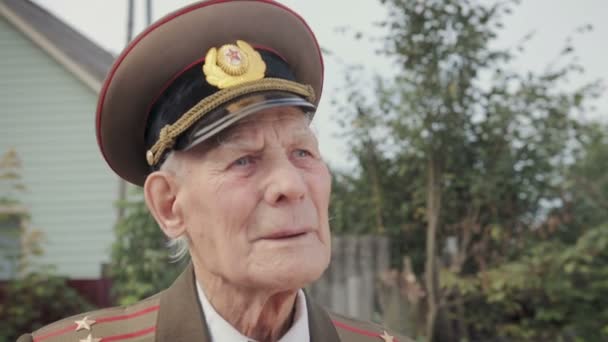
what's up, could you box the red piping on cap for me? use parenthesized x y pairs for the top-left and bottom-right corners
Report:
(143, 55), (207, 120)
(95, 0), (324, 170)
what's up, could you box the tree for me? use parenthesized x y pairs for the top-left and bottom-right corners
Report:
(445, 221), (608, 341)
(331, 0), (603, 339)
(109, 187), (187, 305)
(561, 123), (608, 237)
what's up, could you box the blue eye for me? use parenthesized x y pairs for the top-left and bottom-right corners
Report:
(294, 149), (312, 158)
(233, 156), (253, 167)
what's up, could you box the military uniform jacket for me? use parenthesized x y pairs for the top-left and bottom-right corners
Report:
(18, 264), (410, 342)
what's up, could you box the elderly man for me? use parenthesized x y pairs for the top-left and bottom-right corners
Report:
(18, 1), (409, 341)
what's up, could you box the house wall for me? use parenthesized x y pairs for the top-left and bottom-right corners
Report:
(0, 16), (118, 279)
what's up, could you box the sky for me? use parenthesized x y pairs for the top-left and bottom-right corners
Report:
(33, 0), (608, 171)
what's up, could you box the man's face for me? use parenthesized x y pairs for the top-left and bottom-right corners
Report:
(173, 106), (331, 291)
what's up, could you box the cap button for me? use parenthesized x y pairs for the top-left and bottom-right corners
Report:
(146, 150), (154, 166)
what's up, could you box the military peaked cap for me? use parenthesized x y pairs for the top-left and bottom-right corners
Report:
(96, 0), (324, 186)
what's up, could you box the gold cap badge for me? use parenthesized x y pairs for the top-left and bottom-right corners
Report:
(203, 40), (266, 89)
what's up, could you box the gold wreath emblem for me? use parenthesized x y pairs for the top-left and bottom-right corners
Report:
(203, 40), (266, 89)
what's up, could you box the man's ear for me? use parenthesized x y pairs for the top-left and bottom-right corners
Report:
(144, 171), (185, 239)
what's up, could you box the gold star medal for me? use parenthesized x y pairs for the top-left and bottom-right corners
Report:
(74, 316), (96, 331)
(380, 331), (395, 342)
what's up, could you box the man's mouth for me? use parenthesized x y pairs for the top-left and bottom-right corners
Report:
(261, 228), (312, 240)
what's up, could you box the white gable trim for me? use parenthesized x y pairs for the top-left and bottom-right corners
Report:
(0, 2), (102, 93)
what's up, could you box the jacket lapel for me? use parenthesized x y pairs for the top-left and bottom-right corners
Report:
(155, 263), (212, 342)
(306, 292), (342, 342)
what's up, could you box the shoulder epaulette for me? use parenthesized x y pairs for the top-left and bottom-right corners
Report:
(29, 293), (161, 342)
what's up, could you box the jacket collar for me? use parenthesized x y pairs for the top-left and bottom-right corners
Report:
(155, 263), (211, 342)
(306, 291), (342, 342)
(155, 263), (341, 342)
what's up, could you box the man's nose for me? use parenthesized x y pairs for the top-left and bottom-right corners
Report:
(263, 156), (307, 205)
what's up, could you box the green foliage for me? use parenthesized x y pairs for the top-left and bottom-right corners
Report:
(0, 149), (93, 342)
(444, 224), (608, 341)
(331, 0), (606, 340)
(0, 148), (27, 208)
(109, 187), (186, 305)
(561, 123), (608, 239)
(0, 271), (94, 342)
(333, 0), (601, 269)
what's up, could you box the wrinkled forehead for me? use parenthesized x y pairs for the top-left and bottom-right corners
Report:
(163, 107), (317, 172)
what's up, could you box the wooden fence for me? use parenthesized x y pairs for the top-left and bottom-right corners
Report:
(307, 235), (391, 321)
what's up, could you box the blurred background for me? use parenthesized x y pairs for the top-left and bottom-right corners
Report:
(1, 0), (607, 341)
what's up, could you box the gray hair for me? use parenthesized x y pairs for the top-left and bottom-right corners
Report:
(167, 235), (190, 262)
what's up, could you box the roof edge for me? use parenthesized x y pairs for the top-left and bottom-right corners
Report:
(0, 2), (102, 92)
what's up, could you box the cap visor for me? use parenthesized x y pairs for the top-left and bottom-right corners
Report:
(180, 91), (315, 151)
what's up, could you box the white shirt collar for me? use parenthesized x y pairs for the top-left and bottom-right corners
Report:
(196, 282), (310, 342)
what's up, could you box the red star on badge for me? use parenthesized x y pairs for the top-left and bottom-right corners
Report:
(225, 48), (241, 64)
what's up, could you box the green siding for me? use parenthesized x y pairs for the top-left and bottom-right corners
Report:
(0, 16), (118, 279)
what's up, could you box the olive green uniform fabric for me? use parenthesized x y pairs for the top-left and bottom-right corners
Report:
(18, 264), (411, 342)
